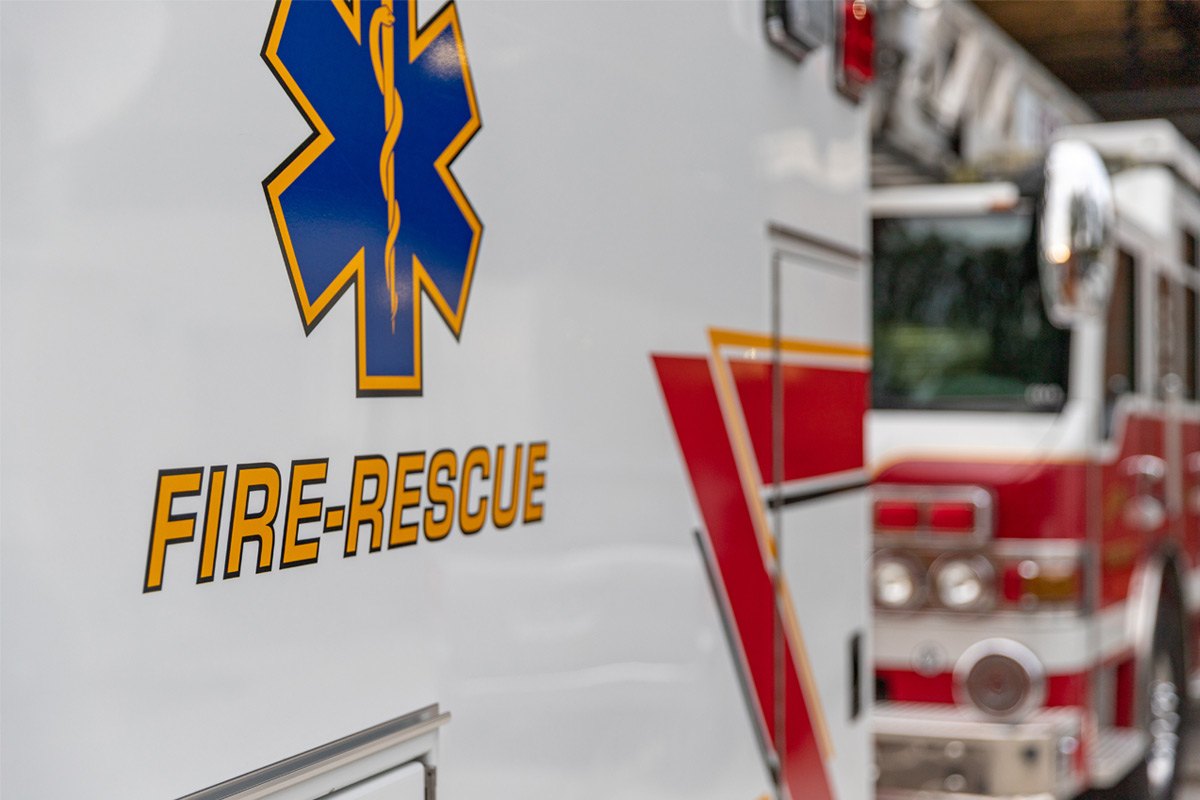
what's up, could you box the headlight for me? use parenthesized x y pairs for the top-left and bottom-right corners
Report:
(873, 552), (923, 610)
(955, 638), (1045, 720)
(931, 554), (994, 611)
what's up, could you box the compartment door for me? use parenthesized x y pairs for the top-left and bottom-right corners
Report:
(769, 230), (870, 800)
(329, 762), (425, 800)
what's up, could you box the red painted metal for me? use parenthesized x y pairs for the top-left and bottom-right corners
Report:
(1115, 657), (1135, 728)
(730, 360), (867, 485)
(653, 354), (836, 800)
(877, 667), (1087, 708)
(876, 460), (1088, 540)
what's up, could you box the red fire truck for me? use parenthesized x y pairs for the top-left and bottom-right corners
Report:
(869, 119), (1200, 800)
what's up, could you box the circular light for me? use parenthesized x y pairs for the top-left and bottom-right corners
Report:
(954, 639), (1045, 720)
(967, 655), (1029, 714)
(873, 553), (922, 610)
(931, 555), (994, 611)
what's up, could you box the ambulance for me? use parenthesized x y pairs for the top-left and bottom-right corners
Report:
(869, 120), (1200, 800)
(1, 1), (875, 798)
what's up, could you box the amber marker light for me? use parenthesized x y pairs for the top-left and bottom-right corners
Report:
(1001, 559), (1082, 607)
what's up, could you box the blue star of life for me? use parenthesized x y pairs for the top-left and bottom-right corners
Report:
(263, 0), (482, 395)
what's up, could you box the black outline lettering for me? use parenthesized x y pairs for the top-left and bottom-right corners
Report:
(281, 458), (328, 569)
(389, 451), (426, 548)
(196, 466), (227, 585)
(523, 441), (548, 524)
(424, 448), (458, 541)
(144, 467), (203, 593)
(224, 463), (282, 579)
(459, 445), (490, 535)
(324, 505), (345, 532)
(492, 443), (522, 529)
(345, 455), (389, 557)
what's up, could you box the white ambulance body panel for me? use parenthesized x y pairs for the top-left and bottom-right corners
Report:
(0, 2), (870, 798)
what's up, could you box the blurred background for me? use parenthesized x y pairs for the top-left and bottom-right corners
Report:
(866, 3), (1200, 797)
(871, 0), (1200, 187)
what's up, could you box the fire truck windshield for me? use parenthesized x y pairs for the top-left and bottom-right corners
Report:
(872, 212), (1071, 412)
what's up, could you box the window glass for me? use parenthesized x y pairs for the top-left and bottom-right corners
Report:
(1105, 250), (1136, 401)
(1186, 230), (1198, 400)
(1187, 286), (1197, 400)
(1157, 276), (1176, 399)
(872, 212), (1069, 411)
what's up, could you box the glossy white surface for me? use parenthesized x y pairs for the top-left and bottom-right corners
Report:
(874, 605), (1127, 674)
(869, 406), (1090, 469)
(0, 1), (868, 797)
(781, 491), (872, 800)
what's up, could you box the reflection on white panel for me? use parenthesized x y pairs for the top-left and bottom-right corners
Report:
(331, 762), (425, 800)
(775, 245), (866, 347)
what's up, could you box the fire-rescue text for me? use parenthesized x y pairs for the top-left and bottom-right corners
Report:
(143, 443), (548, 592)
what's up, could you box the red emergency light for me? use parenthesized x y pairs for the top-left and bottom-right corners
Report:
(837, 0), (874, 102)
(928, 502), (976, 533)
(875, 500), (919, 530)
(872, 489), (991, 540)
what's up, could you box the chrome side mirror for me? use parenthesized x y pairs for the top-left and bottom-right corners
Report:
(1038, 140), (1115, 328)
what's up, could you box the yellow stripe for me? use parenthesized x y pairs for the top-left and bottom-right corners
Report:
(706, 330), (836, 761)
(710, 327), (871, 359)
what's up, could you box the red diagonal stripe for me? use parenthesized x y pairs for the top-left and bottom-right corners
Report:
(729, 360), (866, 483)
(652, 354), (834, 800)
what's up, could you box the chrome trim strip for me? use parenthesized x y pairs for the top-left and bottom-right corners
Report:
(177, 705), (449, 800)
(769, 477), (870, 508)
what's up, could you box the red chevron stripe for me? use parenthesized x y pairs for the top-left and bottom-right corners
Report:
(653, 354), (835, 800)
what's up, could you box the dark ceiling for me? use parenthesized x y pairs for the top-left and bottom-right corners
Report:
(973, 0), (1200, 149)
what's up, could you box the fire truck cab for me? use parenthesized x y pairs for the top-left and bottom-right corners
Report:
(870, 119), (1200, 800)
